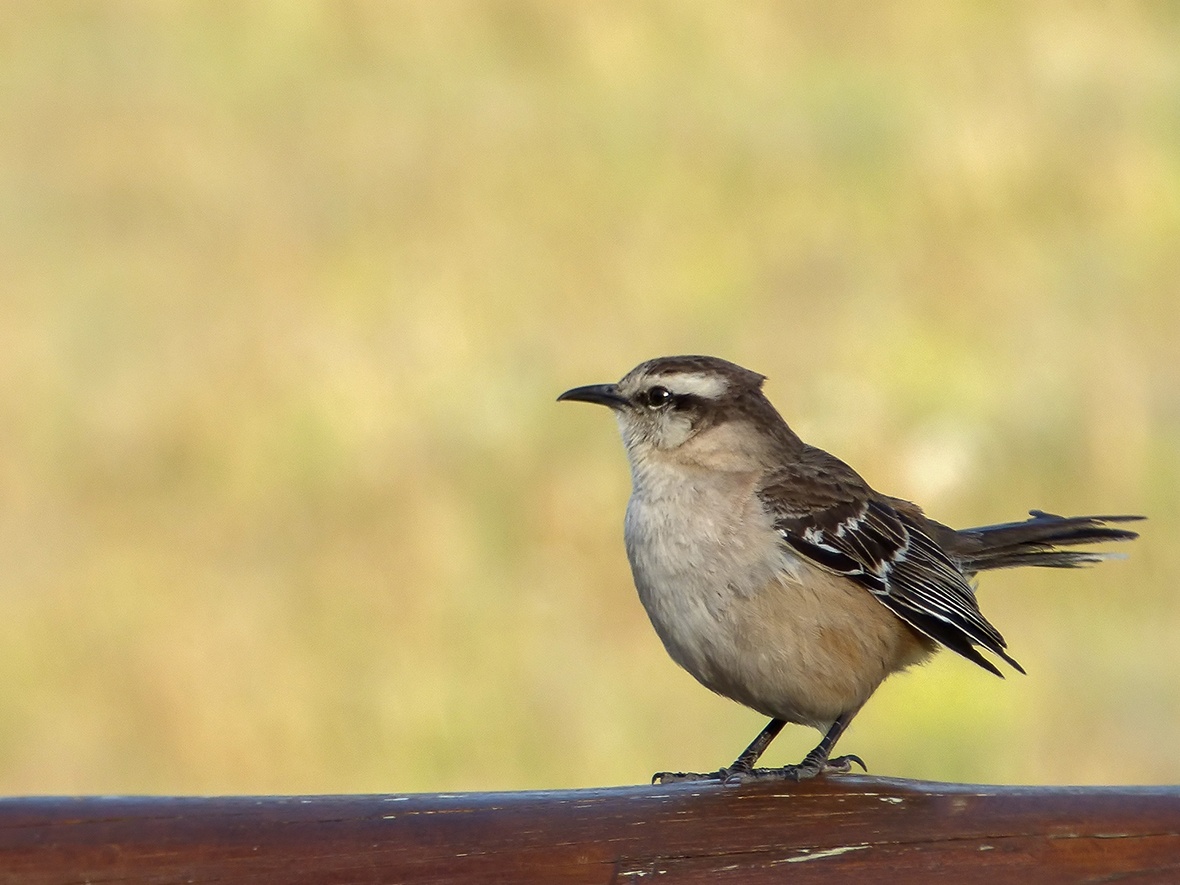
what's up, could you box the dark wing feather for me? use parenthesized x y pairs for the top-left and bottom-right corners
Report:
(759, 450), (1022, 676)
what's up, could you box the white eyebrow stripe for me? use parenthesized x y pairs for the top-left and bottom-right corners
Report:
(658, 372), (730, 399)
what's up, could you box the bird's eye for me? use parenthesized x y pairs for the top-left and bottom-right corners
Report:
(645, 386), (673, 408)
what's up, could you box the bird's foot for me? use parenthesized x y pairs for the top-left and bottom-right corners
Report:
(806, 753), (867, 778)
(732, 753), (866, 782)
(651, 769), (728, 785)
(652, 754), (865, 785)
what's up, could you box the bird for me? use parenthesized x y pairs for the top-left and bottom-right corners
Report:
(557, 355), (1142, 784)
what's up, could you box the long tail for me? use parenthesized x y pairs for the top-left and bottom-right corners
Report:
(953, 510), (1143, 573)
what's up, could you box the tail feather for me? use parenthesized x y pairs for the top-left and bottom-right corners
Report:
(953, 510), (1143, 573)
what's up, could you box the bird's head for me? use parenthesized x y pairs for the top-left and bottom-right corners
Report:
(558, 355), (792, 476)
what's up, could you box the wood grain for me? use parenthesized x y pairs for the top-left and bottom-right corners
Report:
(2, 777), (1179, 883)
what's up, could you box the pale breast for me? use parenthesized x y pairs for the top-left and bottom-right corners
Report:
(623, 466), (934, 728)
(623, 468), (785, 695)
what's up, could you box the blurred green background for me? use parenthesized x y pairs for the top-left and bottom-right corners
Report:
(1, 3), (1177, 795)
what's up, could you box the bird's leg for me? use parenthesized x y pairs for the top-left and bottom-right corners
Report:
(719, 718), (786, 781)
(770, 710), (865, 781)
(652, 719), (784, 785)
(723, 711), (865, 782)
(653, 712), (866, 785)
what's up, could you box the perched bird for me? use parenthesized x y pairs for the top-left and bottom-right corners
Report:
(558, 355), (1142, 783)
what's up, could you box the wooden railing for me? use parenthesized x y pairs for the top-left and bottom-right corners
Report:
(2, 777), (1179, 882)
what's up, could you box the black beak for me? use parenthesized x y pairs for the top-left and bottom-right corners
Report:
(557, 383), (629, 409)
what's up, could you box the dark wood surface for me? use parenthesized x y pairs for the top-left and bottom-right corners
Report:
(2, 777), (1179, 883)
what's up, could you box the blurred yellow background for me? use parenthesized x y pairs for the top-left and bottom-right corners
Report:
(1, 3), (1177, 795)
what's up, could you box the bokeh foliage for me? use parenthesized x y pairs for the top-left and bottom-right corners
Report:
(0, 3), (1177, 794)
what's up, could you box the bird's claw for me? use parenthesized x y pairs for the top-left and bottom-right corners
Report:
(651, 769), (728, 785)
(823, 753), (867, 775)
